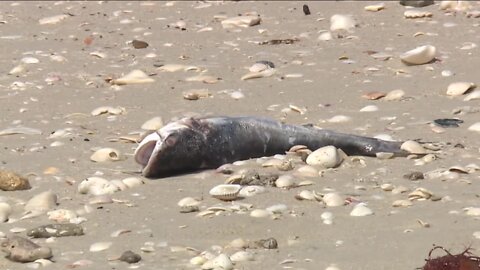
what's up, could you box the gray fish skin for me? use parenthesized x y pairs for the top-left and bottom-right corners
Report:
(135, 116), (407, 178)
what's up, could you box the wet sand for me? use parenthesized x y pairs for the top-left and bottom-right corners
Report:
(1, 1), (480, 269)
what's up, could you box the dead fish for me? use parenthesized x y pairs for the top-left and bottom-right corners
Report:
(135, 116), (408, 178)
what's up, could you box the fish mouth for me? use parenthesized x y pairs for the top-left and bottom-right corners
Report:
(134, 132), (161, 167)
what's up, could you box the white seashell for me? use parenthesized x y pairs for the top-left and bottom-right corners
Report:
(295, 165), (319, 177)
(306, 146), (343, 168)
(21, 57), (40, 64)
(440, 1), (472, 12)
(275, 175), (296, 188)
(8, 65), (27, 75)
(323, 193), (345, 207)
(230, 251), (254, 262)
(90, 106), (125, 116)
(39, 14), (69, 25)
(364, 3), (385, 12)
(111, 69), (154, 85)
(110, 229), (131, 238)
(392, 199), (413, 207)
(209, 184), (242, 201)
(464, 90), (480, 101)
(468, 122), (480, 132)
(318, 31), (333, 41)
(87, 182), (119, 196)
(465, 207), (480, 216)
(241, 68), (276, 81)
(89, 51), (107, 58)
(47, 209), (77, 223)
(110, 179), (128, 191)
(326, 264), (342, 270)
(404, 10), (433, 18)
(265, 204), (288, 214)
(384, 89), (405, 101)
(321, 212), (334, 224)
(359, 105), (379, 112)
(25, 191), (57, 212)
(177, 197), (201, 207)
(211, 254), (234, 270)
(250, 209), (271, 218)
(446, 82), (476, 96)
(350, 203), (374, 217)
(141, 116), (163, 130)
(78, 177), (109, 194)
(122, 177), (144, 188)
(221, 16), (261, 29)
(376, 152), (394, 159)
(295, 190), (317, 201)
(401, 140), (426, 154)
(230, 91), (245, 99)
(249, 62), (272, 73)
(228, 238), (248, 249)
(239, 185), (266, 197)
(381, 183), (394, 191)
(190, 256), (208, 265)
(327, 115), (351, 123)
(0, 202), (12, 222)
(89, 242), (112, 252)
(330, 14), (356, 32)
(374, 134), (394, 141)
(90, 148), (121, 162)
(400, 45), (436, 65)
(185, 74), (219, 84)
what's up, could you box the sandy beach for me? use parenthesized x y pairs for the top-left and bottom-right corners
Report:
(1, 1), (480, 269)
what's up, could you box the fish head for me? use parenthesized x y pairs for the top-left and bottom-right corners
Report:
(134, 119), (208, 178)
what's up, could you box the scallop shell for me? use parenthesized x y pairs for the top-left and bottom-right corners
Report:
(90, 148), (121, 162)
(209, 184), (242, 201)
(306, 146), (343, 168)
(110, 70), (154, 85)
(400, 45), (436, 65)
(446, 82), (476, 96)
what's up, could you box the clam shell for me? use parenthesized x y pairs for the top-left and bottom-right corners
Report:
(330, 14), (356, 32)
(295, 165), (319, 177)
(250, 209), (271, 218)
(78, 177), (110, 194)
(209, 184), (242, 201)
(468, 122), (480, 132)
(350, 203), (374, 216)
(177, 197), (201, 207)
(306, 146), (343, 168)
(24, 191), (58, 212)
(384, 89), (405, 101)
(90, 148), (121, 162)
(323, 193), (345, 207)
(0, 202), (12, 222)
(400, 45), (436, 65)
(141, 116), (163, 130)
(110, 70), (154, 85)
(401, 140), (427, 154)
(89, 242), (112, 252)
(275, 175), (296, 188)
(230, 251), (254, 262)
(446, 82), (476, 96)
(295, 190), (317, 201)
(464, 90), (480, 101)
(121, 177), (144, 188)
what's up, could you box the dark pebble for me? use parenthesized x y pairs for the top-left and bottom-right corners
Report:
(179, 205), (199, 213)
(399, 0), (434, 7)
(120, 250), (142, 264)
(131, 40), (149, 49)
(403, 171), (424, 181)
(256, 60), (275, 68)
(303, 4), (311, 15)
(433, 118), (464, 128)
(27, 223), (84, 238)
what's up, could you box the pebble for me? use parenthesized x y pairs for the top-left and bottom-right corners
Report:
(0, 235), (52, 262)
(119, 250), (142, 263)
(27, 224), (84, 238)
(0, 170), (31, 191)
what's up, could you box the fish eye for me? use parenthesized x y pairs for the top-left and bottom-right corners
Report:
(165, 133), (178, 147)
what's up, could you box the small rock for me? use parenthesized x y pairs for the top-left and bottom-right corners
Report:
(403, 171), (424, 181)
(131, 40), (149, 49)
(119, 250), (141, 264)
(27, 224), (84, 238)
(399, 0), (434, 7)
(0, 235), (52, 262)
(0, 170), (31, 191)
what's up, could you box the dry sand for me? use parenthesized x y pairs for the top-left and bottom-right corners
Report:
(1, 1), (480, 269)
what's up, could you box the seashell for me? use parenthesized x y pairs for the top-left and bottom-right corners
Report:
(141, 116), (163, 130)
(295, 165), (319, 177)
(321, 211), (334, 225)
(446, 82), (476, 96)
(230, 251), (254, 262)
(190, 256), (208, 265)
(384, 89), (405, 101)
(221, 16), (261, 29)
(21, 57), (40, 64)
(465, 207), (480, 216)
(326, 264), (341, 270)
(464, 90), (480, 101)
(362, 91), (386, 100)
(364, 3), (385, 12)
(47, 209), (77, 223)
(228, 238), (248, 249)
(275, 175), (296, 188)
(0, 202), (12, 222)
(239, 185), (266, 197)
(24, 191), (57, 213)
(249, 61), (274, 72)
(408, 187), (433, 201)
(89, 242), (112, 252)
(400, 45), (436, 65)
(401, 140), (426, 154)
(318, 31), (333, 41)
(404, 10), (433, 18)
(392, 199), (413, 207)
(90, 148), (121, 162)
(250, 209), (270, 218)
(203, 254), (234, 270)
(327, 115), (351, 123)
(330, 14), (357, 32)
(350, 203), (374, 217)
(0, 126), (42, 136)
(78, 177), (109, 194)
(87, 182), (119, 196)
(122, 177), (144, 188)
(265, 204), (288, 214)
(91, 106), (125, 116)
(185, 74), (219, 84)
(90, 51), (106, 58)
(376, 152), (394, 159)
(359, 105), (379, 112)
(306, 146), (343, 168)
(157, 64), (200, 72)
(468, 122), (480, 133)
(39, 14), (69, 25)
(110, 229), (131, 238)
(0, 170), (31, 191)
(8, 65), (27, 75)
(230, 91), (245, 99)
(209, 184), (242, 201)
(131, 39), (149, 49)
(177, 197), (201, 207)
(183, 89), (211, 100)
(110, 70), (154, 85)
(295, 190), (317, 201)
(440, 1), (472, 12)
(380, 183), (394, 191)
(241, 67), (276, 81)
(323, 193), (345, 207)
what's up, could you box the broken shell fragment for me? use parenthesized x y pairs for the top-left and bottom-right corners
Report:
(110, 70), (154, 85)
(330, 14), (357, 32)
(39, 14), (69, 25)
(90, 148), (121, 162)
(400, 45), (436, 65)
(221, 16), (261, 29)
(364, 3), (385, 12)
(209, 184), (242, 201)
(91, 106), (125, 116)
(384, 89), (405, 101)
(446, 82), (476, 96)
(468, 122), (480, 133)
(89, 242), (112, 252)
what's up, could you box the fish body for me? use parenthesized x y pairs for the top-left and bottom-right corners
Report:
(135, 116), (407, 178)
